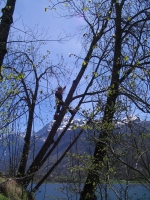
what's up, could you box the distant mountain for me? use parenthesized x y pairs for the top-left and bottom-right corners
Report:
(115, 115), (150, 135)
(0, 115), (150, 174)
(0, 117), (88, 172)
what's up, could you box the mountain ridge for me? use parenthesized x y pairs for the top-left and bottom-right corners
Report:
(0, 115), (150, 173)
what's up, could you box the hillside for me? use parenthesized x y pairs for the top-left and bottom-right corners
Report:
(0, 115), (150, 181)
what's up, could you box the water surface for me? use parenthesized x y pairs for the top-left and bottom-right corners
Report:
(34, 183), (150, 200)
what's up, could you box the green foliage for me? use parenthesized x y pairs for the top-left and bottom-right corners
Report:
(127, 16), (131, 21)
(83, 7), (88, 12)
(0, 194), (9, 200)
(124, 56), (129, 61)
(72, 124), (77, 130)
(82, 61), (87, 66)
(93, 72), (98, 77)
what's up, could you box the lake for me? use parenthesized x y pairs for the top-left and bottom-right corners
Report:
(34, 183), (150, 200)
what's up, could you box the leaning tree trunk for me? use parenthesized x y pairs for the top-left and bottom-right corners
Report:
(22, 4), (113, 188)
(79, 2), (122, 200)
(0, 0), (16, 80)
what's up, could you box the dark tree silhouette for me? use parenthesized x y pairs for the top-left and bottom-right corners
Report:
(0, 0), (16, 80)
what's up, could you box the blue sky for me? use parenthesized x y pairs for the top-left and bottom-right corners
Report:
(13, 0), (84, 55)
(2, 0), (86, 131)
(1, 0), (150, 131)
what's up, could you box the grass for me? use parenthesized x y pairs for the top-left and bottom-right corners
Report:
(0, 176), (33, 200)
(0, 193), (9, 200)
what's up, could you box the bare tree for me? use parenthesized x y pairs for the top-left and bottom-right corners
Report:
(0, 24), (72, 175)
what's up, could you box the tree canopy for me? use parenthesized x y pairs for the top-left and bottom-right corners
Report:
(0, 0), (150, 199)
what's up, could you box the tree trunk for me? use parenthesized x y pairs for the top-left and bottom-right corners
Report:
(0, 0), (16, 80)
(17, 107), (35, 177)
(22, 6), (113, 187)
(23, 35), (104, 187)
(17, 75), (39, 178)
(80, 3), (122, 199)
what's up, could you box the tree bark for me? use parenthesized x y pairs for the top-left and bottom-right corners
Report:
(22, 3), (114, 187)
(23, 33), (105, 187)
(0, 0), (16, 80)
(17, 107), (35, 177)
(80, 2), (122, 199)
(32, 129), (83, 193)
